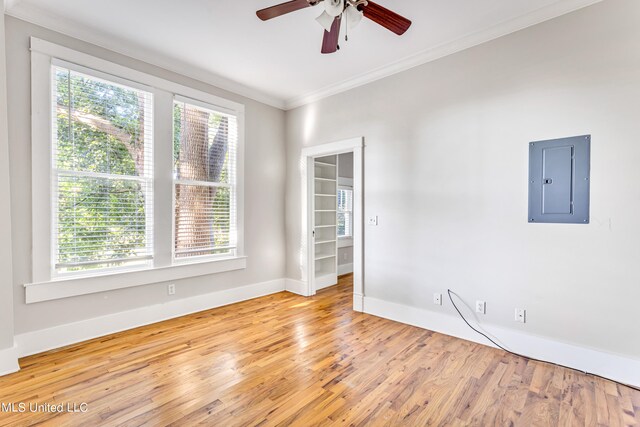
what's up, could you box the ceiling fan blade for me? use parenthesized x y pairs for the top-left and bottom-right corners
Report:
(359, 1), (412, 35)
(257, 0), (311, 21)
(321, 16), (341, 54)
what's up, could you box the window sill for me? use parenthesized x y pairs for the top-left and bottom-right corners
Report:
(24, 256), (247, 304)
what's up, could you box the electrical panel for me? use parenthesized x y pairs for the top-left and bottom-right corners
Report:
(528, 135), (590, 224)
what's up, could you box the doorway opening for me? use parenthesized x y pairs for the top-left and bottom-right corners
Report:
(302, 138), (363, 311)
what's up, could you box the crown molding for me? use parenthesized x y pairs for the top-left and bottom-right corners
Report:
(5, 0), (603, 111)
(3, 0), (21, 12)
(4, 2), (286, 109)
(283, 0), (603, 110)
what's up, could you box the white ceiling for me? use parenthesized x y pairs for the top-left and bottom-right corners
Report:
(5, 0), (600, 109)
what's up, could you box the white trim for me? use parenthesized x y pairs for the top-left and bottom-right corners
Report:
(305, 155), (315, 297)
(0, 345), (20, 377)
(8, 0), (601, 111)
(30, 38), (246, 296)
(352, 146), (364, 300)
(235, 110), (246, 259)
(363, 296), (640, 389)
(315, 274), (337, 290)
(301, 137), (364, 304)
(170, 95), (242, 264)
(285, 278), (309, 297)
(338, 262), (353, 276)
(52, 57), (156, 94)
(16, 278), (285, 358)
(353, 293), (364, 312)
(31, 38), (245, 113)
(25, 257), (247, 304)
(5, 3), (283, 108)
(173, 179), (231, 189)
(30, 48), (51, 283)
(174, 94), (238, 117)
(152, 91), (175, 268)
(3, 0), (19, 12)
(301, 137), (364, 158)
(56, 169), (152, 182)
(283, 0), (604, 109)
(10, 0), (602, 110)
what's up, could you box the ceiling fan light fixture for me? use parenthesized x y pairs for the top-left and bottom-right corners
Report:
(256, 0), (412, 54)
(344, 5), (363, 29)
(324, 0), (344, 17)
(316, 10), (336, 32)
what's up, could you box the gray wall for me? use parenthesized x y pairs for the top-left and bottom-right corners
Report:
(338, 152), (353, 181)
(0, 1), (15, 351)
(285, 0), (640, 358)
(338, 247), (353, 266)
(5, 16), (287, 334)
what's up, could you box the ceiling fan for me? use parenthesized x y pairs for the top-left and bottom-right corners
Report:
(256, 0), (412, 54)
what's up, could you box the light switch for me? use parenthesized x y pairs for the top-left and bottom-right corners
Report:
(368, 216), (378, 226)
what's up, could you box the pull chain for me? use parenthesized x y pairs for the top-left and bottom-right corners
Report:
(345, 12), (349, 41)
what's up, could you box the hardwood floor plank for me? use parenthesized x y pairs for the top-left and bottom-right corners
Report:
(0, 275), (637, 426)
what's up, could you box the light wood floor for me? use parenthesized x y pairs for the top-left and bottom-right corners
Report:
(1, 275), (638, 426)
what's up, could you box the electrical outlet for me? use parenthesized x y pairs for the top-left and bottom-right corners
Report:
(515, 308), (526, 323)
(433, 293), (442, 305)
(476, 301), (486, 314)
(368, 216), (378, 226)
(168, 284), (176, 296)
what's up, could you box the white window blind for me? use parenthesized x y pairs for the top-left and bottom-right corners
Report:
(173, 100), (238, 260)
(52, 66), (154, 274)
(337, 188), (353, 238)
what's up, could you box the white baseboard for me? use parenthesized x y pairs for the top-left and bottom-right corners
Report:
(15, 279), (286, 358)
(0, 345), (20, 376)
(338, 263), (354, 276)
(285, 278), (309, 296)
(315, 274), (337, 290)
(363, 296), (640, 388)
(353, 293), (364, 312)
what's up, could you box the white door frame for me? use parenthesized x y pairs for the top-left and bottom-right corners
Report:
(301, 137), (364, 311)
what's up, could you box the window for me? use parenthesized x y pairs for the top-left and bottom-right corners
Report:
(173, 100), (238, 260)
(52, 66), (153, 274)
(30, 38), (245, 297)
(337, 187), (353, 238)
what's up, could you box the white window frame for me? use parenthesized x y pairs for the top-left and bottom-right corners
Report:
(27, 37), (246, 304)
(50, 61), (156, 278)
(171, 95), (239, 264)
(338, 186), (354, 248)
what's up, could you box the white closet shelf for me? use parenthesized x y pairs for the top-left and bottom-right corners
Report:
(315, 161), (337, 167)
(315, 271), (337, 280)
(315, 239), (335, 245)
(313, 155), (338, 290)
(315, 254), (336, 261)
(315, 239), (337, 244)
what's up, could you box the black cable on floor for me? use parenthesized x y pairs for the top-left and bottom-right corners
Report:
(446, 289), (640, 393)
